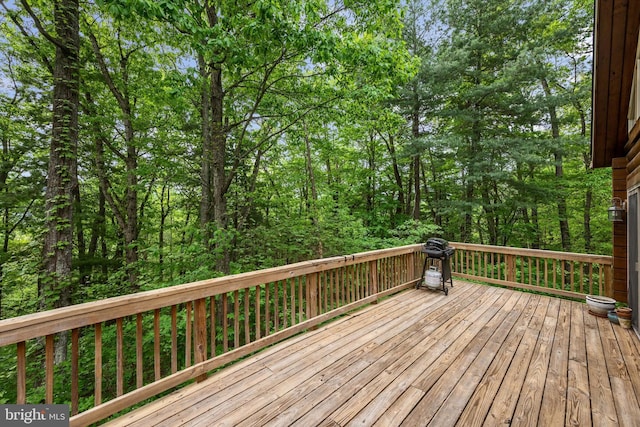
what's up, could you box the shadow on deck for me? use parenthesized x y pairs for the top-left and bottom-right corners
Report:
(106, 280), (640, 426)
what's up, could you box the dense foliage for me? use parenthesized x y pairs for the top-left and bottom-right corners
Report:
(0, 0), (604, 320)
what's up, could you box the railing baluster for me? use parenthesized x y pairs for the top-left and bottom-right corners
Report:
(352, 264), (358, 301)
(298, 277), (304, 322)
(209, 298), (216, 357)
(222, 294), (228, 353)
(46, 334), (54, 404)
(234, 290), (240, 349)
(137, 313), (144, 385)
(545, 258), (549, 288)
(244, 289), (250, 345)
(116, 318), (124, 396)
(255, 285), (262, 339)
(472, 251), (476, 276)
(185, 303), (192, 366)
(347, 265), (356, 303)
(154, 309), (161, 381)
(570, 262), (575, 292)
(274, 281), (280, 331)
(265, 285), (270, 335)
(490, 252), (495, 278)
(519, 256), (524, 283)
(171, 305), (178, 372)
(290, 279), (295, 326)
(17, 341), (26, 404)
(44, 335), (55, 403)
(282, 282), (287, 329)
(323, 272), (329, 311)
(71, 328), (79, 414)
(95, 324), (102, 406)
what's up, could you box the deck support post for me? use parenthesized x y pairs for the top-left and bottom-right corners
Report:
(306, 273), (318, 320)
(506, 254), (516, 283)
(194, 298), (208, 382)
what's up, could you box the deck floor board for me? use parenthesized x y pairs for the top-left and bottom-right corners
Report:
(105, 282), (640, 427)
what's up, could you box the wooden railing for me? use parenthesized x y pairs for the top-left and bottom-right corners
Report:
(450, 243), (613, 299)
(0, 245), (424, 426)
(0, 243), (613, 426)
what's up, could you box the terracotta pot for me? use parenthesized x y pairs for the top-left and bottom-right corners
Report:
(616, 307), (632, 319)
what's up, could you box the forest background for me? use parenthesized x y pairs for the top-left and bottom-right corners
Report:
(0, 0), (603, 322)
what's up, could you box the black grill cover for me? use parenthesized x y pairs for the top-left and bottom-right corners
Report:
(422, 246), (455, 259)
(425, 238), (448, 251)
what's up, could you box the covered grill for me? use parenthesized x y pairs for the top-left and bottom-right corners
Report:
(417, 238), (455, 295)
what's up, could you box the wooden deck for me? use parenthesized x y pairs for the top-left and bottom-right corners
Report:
(106, 281), (640, 426)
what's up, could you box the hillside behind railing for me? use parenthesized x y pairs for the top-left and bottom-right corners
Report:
(0, 243), (612, 426)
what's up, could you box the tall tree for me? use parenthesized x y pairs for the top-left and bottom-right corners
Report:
(2, 0), (81, 360)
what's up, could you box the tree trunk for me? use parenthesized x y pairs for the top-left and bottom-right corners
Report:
(481, 180), (498, 246)
(199, 53), (213, 235)
(388, 135), (405, 221)
(74, 179), (88, 286)
(211, 65), (229, 273)
(1, 136), (9, 319)
(411, 106), (421, 220)
(577, 101), (592, 253)
(199, 2), (230, 274)
(531, 206), (541, 249)
(541, 77), (571, 252)
(87, 29), (140, 290)
(39, 0), (80, 364)
(159, 185), (171, 281)
(304, 126), (322, 258)
(1, 204), (8, 319)
(88, 190), (107, 279)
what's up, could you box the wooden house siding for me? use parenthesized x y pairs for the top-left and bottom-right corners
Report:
(592, 0), (640, 168)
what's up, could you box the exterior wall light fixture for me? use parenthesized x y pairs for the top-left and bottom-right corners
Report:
(608, 197), (626, 222)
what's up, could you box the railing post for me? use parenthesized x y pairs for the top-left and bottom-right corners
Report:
(604, 264), (614, 298)
(506, 254), (516, 283)
(408, 252), (416, 281)
(194, 298), (208, 382)
(306, 273), (319, 320)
